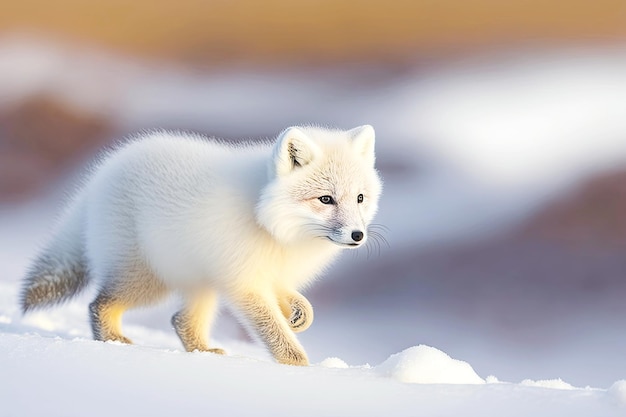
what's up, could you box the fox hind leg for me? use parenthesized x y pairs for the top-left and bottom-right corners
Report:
(89, 262), (168, 344)
(89, 291), (133, 344)
(172, 289), (225, 354)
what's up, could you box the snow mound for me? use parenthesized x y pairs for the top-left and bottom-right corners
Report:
(319, 357), (350, 368)
(521, 378), (576, 390)
(375, 345), (485, 384)
(608, 380), (626, 405)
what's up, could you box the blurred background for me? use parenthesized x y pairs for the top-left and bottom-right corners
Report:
(1, 0), (626, 387)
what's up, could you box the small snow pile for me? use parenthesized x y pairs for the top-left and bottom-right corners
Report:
(318, 357), (350, 369)
(485, 375), (501, 384)
(608, 380), (626, 405)
(521, 378), (576, 390)
(375, 345), (485, 384)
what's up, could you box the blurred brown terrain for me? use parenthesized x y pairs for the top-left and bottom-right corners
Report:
(0, 96), (112, 201)
(524, 170), (626, 247)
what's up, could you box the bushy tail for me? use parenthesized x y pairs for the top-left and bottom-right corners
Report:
(21, 198), (90, 313)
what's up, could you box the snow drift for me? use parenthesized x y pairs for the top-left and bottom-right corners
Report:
(376, 345), (485, 384)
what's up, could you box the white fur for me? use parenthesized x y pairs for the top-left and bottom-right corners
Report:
(82, 127), (381, 294)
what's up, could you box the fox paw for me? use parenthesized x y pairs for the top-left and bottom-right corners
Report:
(277, 347), (309, 366)
(115, 335), (133, 345)
(99, 334), (133, 345)
(187, 346), (226, 355)
(290, 306), (303, 327)
(286, 295), (314, 333)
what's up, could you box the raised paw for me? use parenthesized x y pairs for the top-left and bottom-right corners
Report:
(287, 295), (314, 333)
(289, 305), (307, 330)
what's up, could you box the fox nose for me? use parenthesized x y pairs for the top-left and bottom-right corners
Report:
(351, 230), (364, 242)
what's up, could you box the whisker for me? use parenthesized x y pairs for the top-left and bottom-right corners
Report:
(364, 234), (373, 259)
(373, 234), (382, 258)
(302, 223), (334, 239)
(371, 237), (385, 253)
(370, 231), (390, 249)
(362, 224), (389, 259)
(369, 223), (390, 233)
(299, 223), (388, 260)
(365, 241), (373, 260)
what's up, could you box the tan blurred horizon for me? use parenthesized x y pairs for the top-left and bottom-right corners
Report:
(2, 0), (625, 66)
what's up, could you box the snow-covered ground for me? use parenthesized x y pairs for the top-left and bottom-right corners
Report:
(2, 36), (626, 415)
(1, 269), (625, 416)
(2, 331), (623, 417)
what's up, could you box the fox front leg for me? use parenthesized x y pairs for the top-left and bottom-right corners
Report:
(279, 292), (314, 333)
(236, 292), (309, 366)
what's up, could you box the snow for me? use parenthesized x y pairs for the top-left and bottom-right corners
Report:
(521, 378), (577, 390)
(375, 345), (485, 384)
(0, 311), (622, 417)
(608, 380), (626, 406)
(388, 50), (626, 190)
(318, 356), (350, 369)
(0, 339), (617, 417)
(1, 36), (626, 415)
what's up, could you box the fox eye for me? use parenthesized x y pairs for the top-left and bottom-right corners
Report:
(318, 195), (335, 205)
(357, 194), (364, 203)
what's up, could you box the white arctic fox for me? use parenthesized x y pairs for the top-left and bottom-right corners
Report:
(20, 125), (382, 365)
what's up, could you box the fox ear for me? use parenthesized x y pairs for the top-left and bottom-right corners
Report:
(349, 125), (376, 166)
(272, 127), (321, 177)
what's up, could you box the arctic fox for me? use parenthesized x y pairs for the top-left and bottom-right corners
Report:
(20, 125), (382, 366)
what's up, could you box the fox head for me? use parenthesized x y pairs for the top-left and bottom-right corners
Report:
(256, 125), (382, 248)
